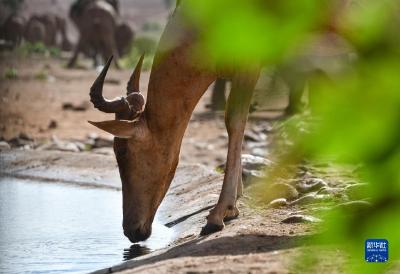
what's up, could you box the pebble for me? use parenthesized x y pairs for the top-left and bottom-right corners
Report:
(281, 214), (322, 224)
(48, 120), (57, 129)
(250, 148), (269, 157)
(0, 141), (11, 150)
(296, 178), (328, 193)
(242, 169), (265, 185)
(7, 133), (34, 147)
(241, 154), (273, 170)
(290, 193), (331, 205)
(268, 198), (288, 208)
(62, 101), (89, 111)
(244, 131), (267, 142)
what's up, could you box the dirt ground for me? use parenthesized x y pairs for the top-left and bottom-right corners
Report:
(0, 52), (285, 168)
(2, 54), (398, 273)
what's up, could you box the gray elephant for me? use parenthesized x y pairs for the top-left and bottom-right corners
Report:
(115, 22), (134, 57)
(24, 14), (72, 50)
(24, 16), (46, 45)
(68, 0), (123, 68)
(1, 14), (25, 48)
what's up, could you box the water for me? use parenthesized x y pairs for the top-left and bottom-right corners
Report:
(0, 178), (175, 274)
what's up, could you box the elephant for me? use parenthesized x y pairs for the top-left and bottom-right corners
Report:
(68, 0), (122, 68)
(24, 16), (46, 44)
(1, 14), (25, 48)
(24, 14), (72, 50)
(115, 22), (134, 57)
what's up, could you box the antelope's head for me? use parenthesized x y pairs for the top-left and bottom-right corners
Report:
(88, 56), (175, 243)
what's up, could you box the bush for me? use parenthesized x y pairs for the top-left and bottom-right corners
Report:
(4, 67), (18, 79)
(15, 42), (61, 58)
(121, 36), (158, 71)
(142, 21), (162, 32)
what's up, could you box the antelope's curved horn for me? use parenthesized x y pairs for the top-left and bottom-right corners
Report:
(126, 54), (144, 95)
(90, 56), (130, 113)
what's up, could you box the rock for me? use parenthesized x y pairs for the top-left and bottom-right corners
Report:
(62, 101), (89, 111)
(334, 200), (372, 212)
(194, 142), (214, 150)
(48, 119), (57, 129)
(246, 141), (268, 149)
(18, 132), (32, 141)
(345, 183), (369, 200)
(87, 132), (99, 140)
(268, 198), (288, 208)
(242, 169), (266, 185)
(264, 183), (299, 203)
(91, 147), (114, 155)
(290, 193), (331, 205)
(241, 154), (272, 170)
(0, 141), (11, 150)
(7, 133), (34, 147)
(92, 136), (113, 148)
(281, 214), (322, 224)
(296, 178), (328, 193)
(244, 131), (267, 142)
(250, 148), (269, 157)
(37, 136), (84, 152)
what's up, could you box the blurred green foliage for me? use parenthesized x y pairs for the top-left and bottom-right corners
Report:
(4, 67), (18, 79)
(121, 36), (158, 71)
(35, 69), (48, 80)
(142, 21), (162, 32)
(181, 0), (399, 273)
(15, 42), (61, 58)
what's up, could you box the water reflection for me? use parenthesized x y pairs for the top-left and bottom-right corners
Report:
(0, 178), (175, 274)
(123, 244), (151, 261)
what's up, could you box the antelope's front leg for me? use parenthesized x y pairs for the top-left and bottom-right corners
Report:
(201, 73), (259, 235)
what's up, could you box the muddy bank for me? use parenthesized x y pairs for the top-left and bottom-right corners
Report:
(0, 149), (318, 273)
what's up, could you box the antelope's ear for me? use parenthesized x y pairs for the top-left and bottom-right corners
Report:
(88, 120), (136, 138)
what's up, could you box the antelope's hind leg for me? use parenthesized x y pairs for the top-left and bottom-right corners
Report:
(201, 72), (259, 235)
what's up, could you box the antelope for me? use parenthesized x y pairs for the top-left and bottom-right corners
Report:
(88, 5), (257, 242)
(88, 0), (356, 242)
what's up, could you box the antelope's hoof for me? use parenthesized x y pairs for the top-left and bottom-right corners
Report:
(200, 223), (224, 236)
(224, 214), (239, 222)
(223, 206), (240, 222)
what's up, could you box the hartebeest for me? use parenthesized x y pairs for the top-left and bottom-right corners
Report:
(88, 0), (354, 242)
(88, 4), (259, 242)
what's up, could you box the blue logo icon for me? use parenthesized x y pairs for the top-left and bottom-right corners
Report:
(365, 239), (388, 262)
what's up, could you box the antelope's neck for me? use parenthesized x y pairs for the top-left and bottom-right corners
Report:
(144, 53), (216, 155)
(142, 9), (216, 158)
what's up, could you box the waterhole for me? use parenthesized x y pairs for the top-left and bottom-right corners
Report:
(0, 178), (175, 274)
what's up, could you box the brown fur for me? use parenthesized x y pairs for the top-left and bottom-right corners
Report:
(89, 5), (260, 242)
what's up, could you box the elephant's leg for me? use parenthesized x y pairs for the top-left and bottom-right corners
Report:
(100, 38), (120, 69)
(201, 72), (259, 235)
(67, 37), (83, 68)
